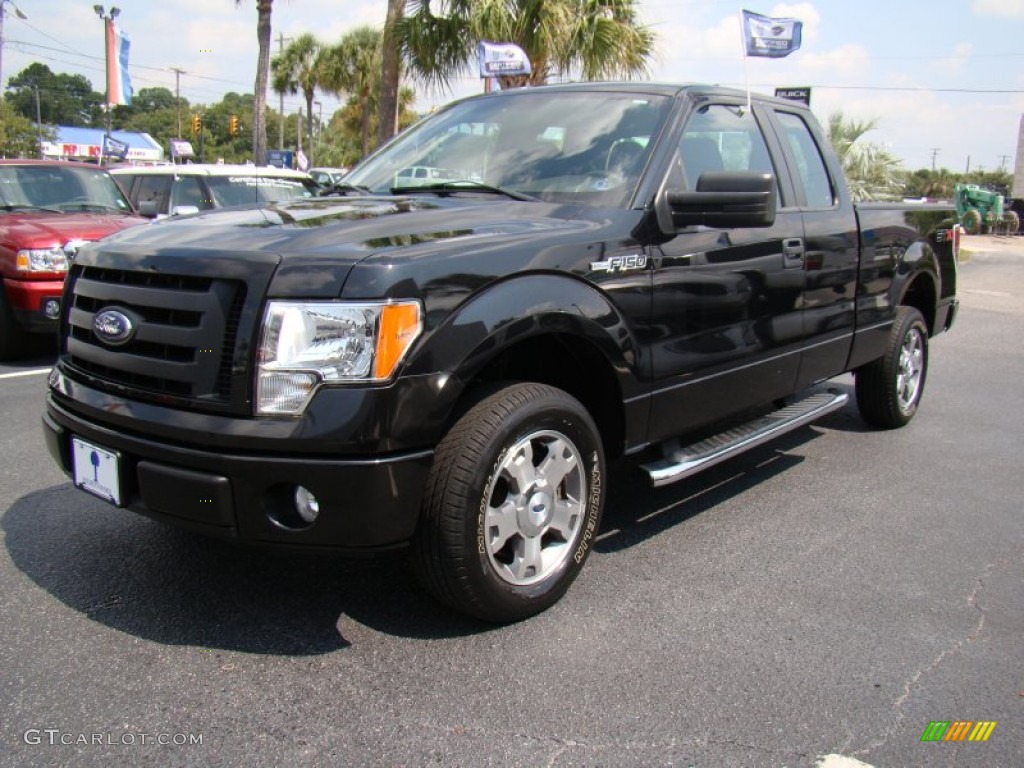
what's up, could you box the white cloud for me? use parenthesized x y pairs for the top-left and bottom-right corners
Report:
(971, 0), (1024, 18)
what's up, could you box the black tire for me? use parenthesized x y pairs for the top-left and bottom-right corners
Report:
(413, 383), (605, 623)
(961, 208), (982, 235)
(855, 306), (929, 429)
(0, 290), (27, 361)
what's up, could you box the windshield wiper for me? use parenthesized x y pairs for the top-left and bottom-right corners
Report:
(0, 203), (63, 213)
(320, 181), (373, 197)
(56, 202), (126, 213)
(391, 180), (539, 202)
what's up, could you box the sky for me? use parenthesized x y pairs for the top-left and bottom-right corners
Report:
(2, 0), (1023, 174)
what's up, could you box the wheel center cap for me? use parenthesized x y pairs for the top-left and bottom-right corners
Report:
(527, 491), (552, 528)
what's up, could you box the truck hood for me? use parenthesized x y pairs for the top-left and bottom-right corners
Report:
(92, 196), (604, 297)
(1, 210), (144, 249)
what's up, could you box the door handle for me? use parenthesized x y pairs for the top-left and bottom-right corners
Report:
(783, 238), (804, 269)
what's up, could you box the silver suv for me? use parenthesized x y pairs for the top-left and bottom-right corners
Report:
(111, 164), (319, 218)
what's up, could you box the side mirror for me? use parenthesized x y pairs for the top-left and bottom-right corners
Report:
(137, 200), (159, 218)
(660, 171), (776, 230)
(170, 205), (200, 217)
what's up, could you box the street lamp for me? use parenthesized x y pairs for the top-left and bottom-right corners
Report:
(93, 5), (120, 151)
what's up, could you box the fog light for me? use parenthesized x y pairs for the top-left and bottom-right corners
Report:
(294, 485), (320, 524)
(43, 298), (61, 319)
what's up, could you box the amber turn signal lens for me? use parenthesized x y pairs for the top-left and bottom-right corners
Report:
(374, 302), (422, 379)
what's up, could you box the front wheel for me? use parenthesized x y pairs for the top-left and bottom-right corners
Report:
(413, 383), (605, 622)
(855, 306), (929, 428)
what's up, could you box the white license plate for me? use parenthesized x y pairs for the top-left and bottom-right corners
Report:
(71, 437), (122, 506)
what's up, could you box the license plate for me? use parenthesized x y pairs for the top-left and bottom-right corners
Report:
(71, 437), (122, 506)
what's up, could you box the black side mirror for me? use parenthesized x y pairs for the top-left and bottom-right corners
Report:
(660, 171), (776, 230)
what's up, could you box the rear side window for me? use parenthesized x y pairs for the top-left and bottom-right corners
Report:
(775, 112), (835, 209)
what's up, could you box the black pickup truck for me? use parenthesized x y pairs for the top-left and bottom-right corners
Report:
(43, 83), (959, 622)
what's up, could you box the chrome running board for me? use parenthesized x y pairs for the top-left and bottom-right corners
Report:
(641, 391), (849, 488)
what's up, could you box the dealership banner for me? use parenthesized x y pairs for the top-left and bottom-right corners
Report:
(742, 10), (803, 58)
(478, 41), (531, 78)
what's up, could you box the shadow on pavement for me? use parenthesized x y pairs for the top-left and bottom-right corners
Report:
(5, 418), (836, 652)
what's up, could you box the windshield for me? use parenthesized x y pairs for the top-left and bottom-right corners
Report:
(206, 175), (319, 208)
(0, 164), (133, 213)
(346, 90), (671, 208)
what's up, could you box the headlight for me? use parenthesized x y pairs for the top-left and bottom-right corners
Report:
(16, 247), (69, 273)
(256, 300), (422, 415)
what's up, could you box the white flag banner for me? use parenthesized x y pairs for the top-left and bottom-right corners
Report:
(478, 41), (532, 78)
(742, 10), (803, 58)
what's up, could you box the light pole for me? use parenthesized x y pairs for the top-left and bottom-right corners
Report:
(93, 4), (120, 154)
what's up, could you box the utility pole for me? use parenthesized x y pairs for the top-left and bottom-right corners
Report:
(0, 0), (28, 92)
(930, 148), (940, 172)
(998, 154), (1010, 172)
(276, 32), (291, 149)
(170, 66), (186, 138)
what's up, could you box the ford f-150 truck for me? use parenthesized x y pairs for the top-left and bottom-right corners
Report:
(43, 84), (959, 622)
(0, 160), (143, 359)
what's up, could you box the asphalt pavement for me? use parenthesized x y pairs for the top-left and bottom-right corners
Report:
(1, 236), (1021, 767)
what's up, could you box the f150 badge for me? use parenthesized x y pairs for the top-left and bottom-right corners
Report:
(590, 253), (649, 274)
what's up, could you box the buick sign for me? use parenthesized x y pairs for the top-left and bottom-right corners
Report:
(94, 309), (134, 345)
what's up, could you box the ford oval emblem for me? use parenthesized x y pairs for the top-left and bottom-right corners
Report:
(94, 309), (134, 345)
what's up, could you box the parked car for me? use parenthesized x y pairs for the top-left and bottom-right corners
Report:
(308, 167), (349, 189)
(0, 160), (144, 359)
(45, 83), (960, 621)
(111, 164), (319, 218)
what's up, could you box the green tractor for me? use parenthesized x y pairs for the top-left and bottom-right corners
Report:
(954, 184), (1020, 235)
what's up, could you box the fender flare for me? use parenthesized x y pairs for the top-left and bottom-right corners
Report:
(403, 272), (643, 399)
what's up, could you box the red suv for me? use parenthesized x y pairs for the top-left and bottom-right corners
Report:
(0, 160), (144, 359)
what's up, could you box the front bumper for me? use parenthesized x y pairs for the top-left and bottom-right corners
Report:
(44, 393), (434, 550)
(4, 276), (64, 333)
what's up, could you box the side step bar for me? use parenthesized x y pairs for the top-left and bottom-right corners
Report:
(640, 391), (849, 488)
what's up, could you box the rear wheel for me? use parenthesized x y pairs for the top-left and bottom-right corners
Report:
(413, 383), (605, 622)
(855, 306), (929, 428)
(1003, 210), (1020, 235)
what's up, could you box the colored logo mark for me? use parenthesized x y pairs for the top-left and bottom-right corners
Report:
(920, 721), (997, 742)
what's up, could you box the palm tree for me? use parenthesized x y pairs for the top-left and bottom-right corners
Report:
(396, 0), (654, 91)
(827, 111), (904, 201)
(235, 0), (273, 165)
(321, 27), (382, 158)
(271, 33), (325, 164)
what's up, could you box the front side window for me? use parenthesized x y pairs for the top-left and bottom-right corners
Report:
(677, 104), (778, 196)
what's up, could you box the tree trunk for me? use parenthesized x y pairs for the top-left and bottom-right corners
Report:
(360, 91), (370, 158)
(305, 90), (315, 165)
(253, 0), (273, 165)
(377, 0), (403, 146)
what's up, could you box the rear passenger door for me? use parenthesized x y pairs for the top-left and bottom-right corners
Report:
(767, 107), (859, 389)
(649, 99), (807, 440)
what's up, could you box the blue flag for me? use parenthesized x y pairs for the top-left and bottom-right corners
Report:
(742, 10), (803, 58)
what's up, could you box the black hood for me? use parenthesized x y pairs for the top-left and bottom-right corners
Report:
(85, 195), (609, 298)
